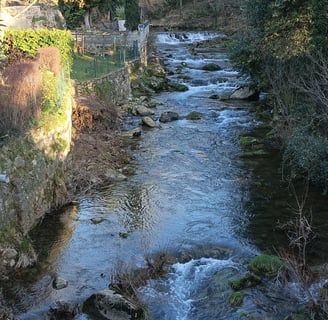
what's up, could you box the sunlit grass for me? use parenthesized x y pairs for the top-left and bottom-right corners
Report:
(71, 54), (125, 81)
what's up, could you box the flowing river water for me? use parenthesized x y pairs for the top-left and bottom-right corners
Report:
(8, 31), (328, 319)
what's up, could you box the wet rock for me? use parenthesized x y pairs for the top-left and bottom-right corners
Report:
(186, 111), (202, 120)
(168, 82), (189, 92)
(202, 63), (222, 71)
(159, 111), (179, 123)
(319, 282), (328, 299)
(142, 116), (156, 128)
(121, 128), (142, 138)
(47, 300), (80, 320)
(53, 277), (68, 290)
(230, 86), (259, 100)
(229, 273), (261, 290)
(136, 105), (155, 116)
(91, 217), (105, 224)
(229, 291), (244, 307)
(119, 232), (129, 238)
(83, 288), (145, 320)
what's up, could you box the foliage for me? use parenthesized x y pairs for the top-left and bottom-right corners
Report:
(2, 29), (73, 72)
(230, 1), (328, 187)
(229, 273), (261, 290)
(58, 0), (124, 29)
(0, 32), (71, 134)
(229, 292), (244, 307)
(125, 0), (139, 31)
(248, 254), (285, 278)
(115, 5), (125, 20)
(283, 132), (328, 189)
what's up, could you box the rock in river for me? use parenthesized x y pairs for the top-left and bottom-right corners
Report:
(159, 111), (179, 123)
(83, 288), (145, 320)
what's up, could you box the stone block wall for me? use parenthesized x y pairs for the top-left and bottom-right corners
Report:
(74, 67), (131, 104)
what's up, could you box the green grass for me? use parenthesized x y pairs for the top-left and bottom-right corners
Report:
(71, 54), (125, 81)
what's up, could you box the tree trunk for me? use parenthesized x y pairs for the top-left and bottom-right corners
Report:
(179, 0), (182, 18)
(84, 10), (91, 30)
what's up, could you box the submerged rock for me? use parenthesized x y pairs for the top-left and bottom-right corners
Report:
(53, 277), (68, 290)
(83, 288), (145, 320)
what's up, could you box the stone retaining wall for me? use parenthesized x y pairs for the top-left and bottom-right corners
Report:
(0, 87), (73, 235)
(74, 67), (131, 104)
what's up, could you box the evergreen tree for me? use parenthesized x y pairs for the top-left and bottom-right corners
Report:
(125, 0), (140, 31)
(311, 0), (328, 52)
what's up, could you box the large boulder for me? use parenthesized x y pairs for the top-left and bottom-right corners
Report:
(136, 106), (155, 116)
(230, 86), (259, 100)
(82, 288), (145, 320)
(142, 116), (156, 128)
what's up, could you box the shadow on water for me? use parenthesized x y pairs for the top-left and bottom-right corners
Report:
(238, 126), (328, 263)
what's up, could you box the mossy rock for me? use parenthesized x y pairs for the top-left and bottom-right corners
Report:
(319, 282), (328, 299)
(186, 111), (202, 120)
(229, 291), (244, 307)
(240, 136), (258, 147)
(229, 273), (261, 290)
(168, 82), (189, 92)
(237, 150), (269, 158)
(202, 63), (222, 71)
(248, 254), (285, 278)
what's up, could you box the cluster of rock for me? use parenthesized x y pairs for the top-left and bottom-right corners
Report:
(45, 286), (145, 320)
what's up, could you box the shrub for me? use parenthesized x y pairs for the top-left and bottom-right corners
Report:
(0, 46), (65, 134)
(2, 29), (73, 72)
(283, 131), (328, 189)
(0, 60), (42, 133)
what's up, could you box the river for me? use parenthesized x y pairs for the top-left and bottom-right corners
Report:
(9, 31), (328, 320)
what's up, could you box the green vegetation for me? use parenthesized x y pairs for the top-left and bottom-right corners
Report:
(229, 273), (261, 290)
(71, 54), (124, 81)
(186, 111), (202, 120)
(248, 254), (285, 278)
(230, 0), (328, 190)
(3, 29), (73, 72)
(229, 292), (244, 307)
(124, 0), (140, 31)
(58, 0), (131, 30)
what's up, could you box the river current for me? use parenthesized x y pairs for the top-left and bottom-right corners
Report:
(10, 31), (328, 320)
